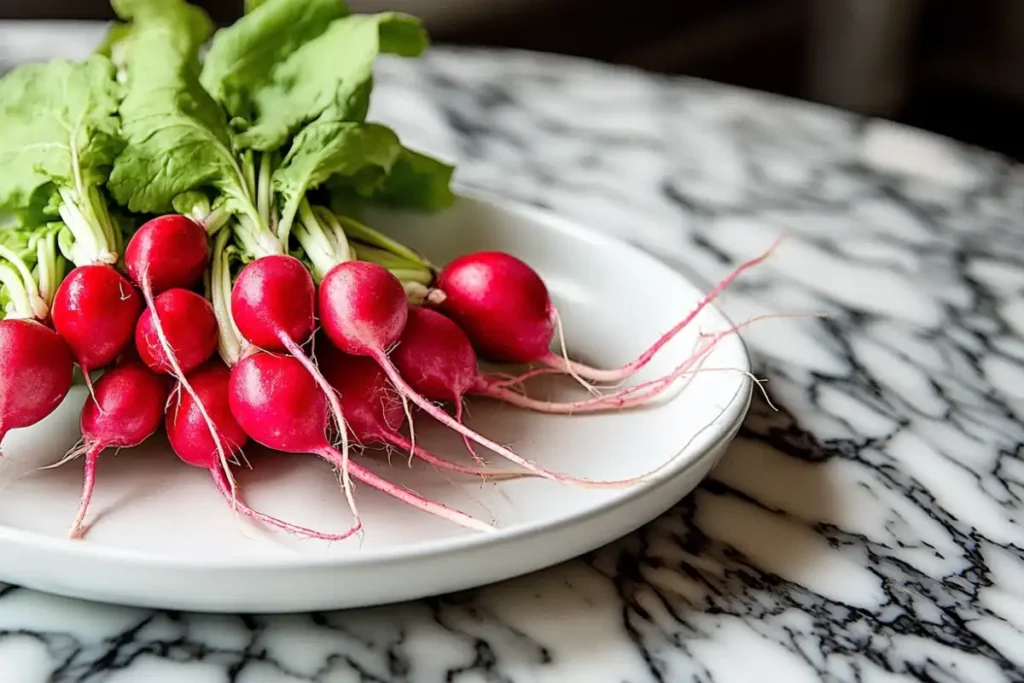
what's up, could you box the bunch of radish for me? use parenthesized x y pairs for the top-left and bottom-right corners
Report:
(0, 206), (775, 539)
(0, 0), (785, 541)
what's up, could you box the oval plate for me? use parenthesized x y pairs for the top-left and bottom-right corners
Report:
(0, 196), (751, 613)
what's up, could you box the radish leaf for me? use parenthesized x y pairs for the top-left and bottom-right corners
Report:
(233, 12), (428, 151)
(201, 0), (351, 125)
(0, 56), (123, 265)
(273, 122), (401, 244)
(108, 0), (260, 232)
(330, 148), (456, 212)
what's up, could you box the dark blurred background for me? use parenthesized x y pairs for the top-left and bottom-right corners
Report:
(4, 0), (1024, 161)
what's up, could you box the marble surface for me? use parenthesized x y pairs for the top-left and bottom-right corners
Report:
(3, 21), (1024, 683)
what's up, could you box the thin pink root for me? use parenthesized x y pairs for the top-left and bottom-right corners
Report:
(317, 446), (495, 532)
(481, 366), (565, 391)
(210, 466), (360, 541)
(454, 399), (484, 466)
(81, 366), (101, 410)
(371, 353), (658, 490)
(473, 312), (801, 414)
(383, 432), (534, 481)
(68, 442), (103, 540)
(279, 332), (358, 529)
(540, 237), (783, 383)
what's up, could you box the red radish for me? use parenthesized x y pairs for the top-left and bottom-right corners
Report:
(431, 242), (779, 383)
(390, 305), (485, 461)
(230, 255), (352, 513)
(317, 261), (652, 489)
(135, 288), (218, 375)
(166, 361), (357, 541)
(51, 265), (142, 391)
(68, 359), (168, 539)
(124, 215), (233, 494)
(125, 215), (209, 296)
(320, 348), (529, 480)
(228, 350), (492, 532)
(432, 251), (552, 364)
(0, 319), (74, 450)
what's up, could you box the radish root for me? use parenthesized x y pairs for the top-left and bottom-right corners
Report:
(539, 237), (785, 383)
(278, 332), (359, 531)
(371, 351), (670, 490)
(317, 446), (495, 532)
(68, 442), (103, 539)
(209, 465), (361, 541)
(384, 431), (534, 481)
(475, 313), (812, 414)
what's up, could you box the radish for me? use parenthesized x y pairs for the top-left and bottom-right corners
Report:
(0, 319), (74, 450)
(51, 265), (142, 391)
(125, 215), (209, 296)
(166, 360), (357, 541)
(430, 242), (779, 383)
(229, 254), (353, 513)
(68, 358), (168, 539)
(390, 304), (485, 462)
(317, 261), (655, 489)
(0, 244), (74, 451)
(123, 215), (233, 493)
(319, 347), (530, 480)
(135, 289), (218, 375)
(228, 350), (492, 532)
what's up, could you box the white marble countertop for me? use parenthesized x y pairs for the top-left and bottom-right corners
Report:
(3, 21), (1024, 683)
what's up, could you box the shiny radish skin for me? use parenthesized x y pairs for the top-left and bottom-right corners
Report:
(318, 260), (409, 358)
(390, 305), (487, 464)
(319, 261), (668, 490)
(52, 265), (142, 376)
(135, 289), (218, 376)
(230, 255), (315, 350)
(320, 348), (529, 480)
(69, 359), (168, 539)
(228, 353), (330, 455)
(166, 362), (249, 469)
(166, 361), (356, 541)
(392, 306), (477, 403)
(434, 251), (554, 364)
(228, 352), (492, 533)
(125, 215), (209, 295)
(0, 319), (74, 449)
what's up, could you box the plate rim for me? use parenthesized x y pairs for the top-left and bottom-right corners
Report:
(0, 193), (752, 571)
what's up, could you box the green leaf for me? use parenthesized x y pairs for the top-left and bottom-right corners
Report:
(0, 56), (122, 214)
(273, 122), (402, 241)
(235, 12), (428, 151)
(108, 0), (254, 219)
(0, 225), (36, 257)
(200, 0), (350, 124)
(332, 147), (455, 211)
(110, 0), (213, 58)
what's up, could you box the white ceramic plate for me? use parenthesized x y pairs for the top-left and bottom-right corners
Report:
(0, 196), (751, 613)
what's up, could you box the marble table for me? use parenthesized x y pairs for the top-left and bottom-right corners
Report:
(3, 22), (1024, 683)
